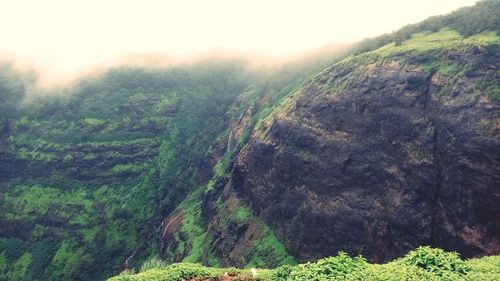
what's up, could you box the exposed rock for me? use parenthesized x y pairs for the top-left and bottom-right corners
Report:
(227, 46), (500, 262)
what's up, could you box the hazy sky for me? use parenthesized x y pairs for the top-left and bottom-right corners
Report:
(0, 0), (478, 81)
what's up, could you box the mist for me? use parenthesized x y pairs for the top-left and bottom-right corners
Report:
(1, 0), (478, 88)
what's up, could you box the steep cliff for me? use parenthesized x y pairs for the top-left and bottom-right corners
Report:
(217, 30), (500, 263)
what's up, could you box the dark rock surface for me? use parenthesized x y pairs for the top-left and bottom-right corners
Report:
(228, 47), (500, 262)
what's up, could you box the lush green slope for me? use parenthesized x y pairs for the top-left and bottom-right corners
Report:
(109, 247), (500, 281)
(0, 60), (255, 281)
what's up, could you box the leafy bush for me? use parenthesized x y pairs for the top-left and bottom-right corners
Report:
(347, 263), (440, 281)
(397, 246), (469, 276)
(463, 255), (500, 280)
(271, 252), (367, 281)
(110, 263), (224, 281)
(271, 264), (294, 280)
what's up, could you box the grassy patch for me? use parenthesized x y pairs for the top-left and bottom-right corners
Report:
(2, 184), (97, 226)
(245, 224), (297, 269)
(231, 206), (252, 224)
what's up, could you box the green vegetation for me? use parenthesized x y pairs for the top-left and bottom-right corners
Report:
(165, 189), (213, 264)
(112, 263), (257, 281)
(245, 224), (297, 269)
(2, 184), (96, 225)
(398, 247), (469, 276)
(373, 30), (499, 58)
(347, 0), (500, 56)
(232, 206), (252, 224)
(109, 247), (500, 281)
(271, 252), (367, 281)
(0, 60), (251, 280)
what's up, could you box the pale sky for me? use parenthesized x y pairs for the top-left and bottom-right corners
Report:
(0, 0), (478, 83)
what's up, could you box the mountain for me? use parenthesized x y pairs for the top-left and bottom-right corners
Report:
(0, 1), (499, 280)
(227, 29), (500, 263)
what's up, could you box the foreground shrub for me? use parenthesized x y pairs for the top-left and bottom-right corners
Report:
(111, 263), (223, 281)
(397, 246), (469, 276)
(465, 255), (500, 281)
(348, 263), (440, 281)
(109, 248), (500, 281)
(269, 252), (367, 281)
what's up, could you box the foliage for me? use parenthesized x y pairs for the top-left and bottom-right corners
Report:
(232, 206), (252, 224)
(268, 252), (367, 281)
(111, 263), (225, 281)
(348, 0), (500, 57)
(397, 246), (469, 276)
(177, 191), (209, 263)
(2, 184), (97, 225)
(465, 255), (500, 280)
(110, 248), (500, 281)
(0, 59), (250, 280)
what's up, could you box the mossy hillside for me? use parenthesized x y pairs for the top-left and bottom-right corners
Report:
(0, 182), (141, 280)
(2, 184), (96, 225)
(0, 64), (33, 130)
(253, 31), (500, 143)
(109, 247), (500, 281)
(0, 60), (251, 280)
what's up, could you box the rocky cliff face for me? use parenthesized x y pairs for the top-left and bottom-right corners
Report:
(220, 33), (500, 263)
